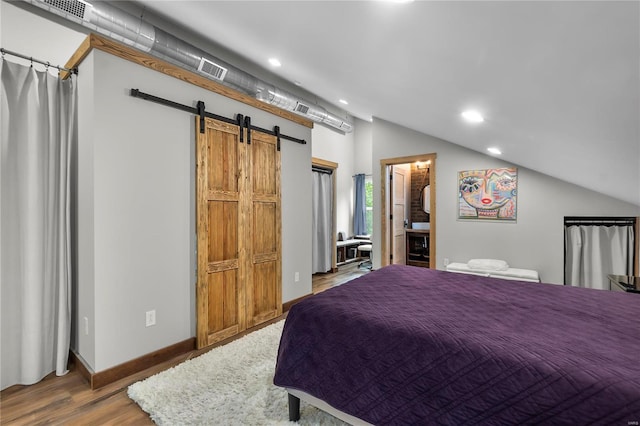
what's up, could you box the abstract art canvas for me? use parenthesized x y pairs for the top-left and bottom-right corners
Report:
(458, 168), (517, 221)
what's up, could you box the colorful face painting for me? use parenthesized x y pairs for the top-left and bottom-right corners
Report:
(458, 168), (517, 221)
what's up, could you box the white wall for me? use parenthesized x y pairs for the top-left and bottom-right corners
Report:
(311, 124), (355, 237)
(87, 51), (193, 371)
(75, 50), (96, 367)
(371, 118), (640, 283)
(281, 137), (313, 303)
(353, 118), (373, 176)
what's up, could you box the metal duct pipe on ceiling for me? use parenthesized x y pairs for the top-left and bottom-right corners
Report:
(26, 0), (354, 133)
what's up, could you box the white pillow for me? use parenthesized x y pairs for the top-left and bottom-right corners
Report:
(468, 259), (509, 271)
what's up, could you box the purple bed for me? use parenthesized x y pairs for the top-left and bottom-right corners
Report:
(273, 264), (640, 424)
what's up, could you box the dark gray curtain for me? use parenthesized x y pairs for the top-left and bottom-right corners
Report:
(353, 174), (366, 235)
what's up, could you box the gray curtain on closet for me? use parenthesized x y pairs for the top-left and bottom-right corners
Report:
(312, 171), (333, 273)
(353, 174), (366, 236)
(565, 225), (634, 290)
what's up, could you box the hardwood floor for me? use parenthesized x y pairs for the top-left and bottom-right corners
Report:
(1, 264), (369, 425)
(1, 360), (159, 425)
(312, 261), (370, 294)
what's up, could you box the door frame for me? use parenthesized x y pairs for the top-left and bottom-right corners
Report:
(380, 153), (437, 268)
(312, 157), (338, 272)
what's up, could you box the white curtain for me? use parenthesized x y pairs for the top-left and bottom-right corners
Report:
(1, 60), (76, 390)
(565, 225), (634, 290)
(312, 171), (332, 273)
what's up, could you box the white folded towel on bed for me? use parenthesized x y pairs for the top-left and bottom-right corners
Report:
(467, 259), (509, 271)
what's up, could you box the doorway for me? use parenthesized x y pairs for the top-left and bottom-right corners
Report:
(312, 158), (338, 273)
(380, 154), (436, 268)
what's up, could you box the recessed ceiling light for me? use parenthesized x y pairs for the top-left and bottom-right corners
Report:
(461, 110), (484, 123)
(487, 147), (502, 155)
(294, 81), (302, 86)
(268, 58), (281, 67)
(339, 99), (349, 105)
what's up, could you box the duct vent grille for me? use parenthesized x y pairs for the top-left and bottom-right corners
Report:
(295, 102), (310, 114)
(198, 58), (228, 81)
(44, 0), (86, 19)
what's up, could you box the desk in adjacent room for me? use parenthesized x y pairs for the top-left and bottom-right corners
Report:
(337, 238), (371, 266)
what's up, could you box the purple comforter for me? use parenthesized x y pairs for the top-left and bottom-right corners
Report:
(274, 265), (640, 425)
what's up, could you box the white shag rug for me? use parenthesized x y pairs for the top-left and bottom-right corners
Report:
(128, 321), (347, 425)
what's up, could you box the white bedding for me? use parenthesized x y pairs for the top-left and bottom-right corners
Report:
(446, 262), (540, 282)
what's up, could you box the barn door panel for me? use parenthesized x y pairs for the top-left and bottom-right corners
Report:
(196, 118), (246, 348)
(247, 131), (282, 327)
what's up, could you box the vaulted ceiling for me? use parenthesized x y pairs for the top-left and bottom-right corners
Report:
(133, 1), (639, 206)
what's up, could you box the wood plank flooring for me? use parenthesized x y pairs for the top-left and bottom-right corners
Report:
(312, 262), (370, 294)
(1, 263), (369, 425)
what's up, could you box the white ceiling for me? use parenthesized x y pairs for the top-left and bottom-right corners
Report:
(133, 0), (639, 206)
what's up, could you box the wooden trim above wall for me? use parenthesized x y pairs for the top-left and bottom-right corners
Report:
(312, 158), (339, 170)
(63, 34), (314, 129)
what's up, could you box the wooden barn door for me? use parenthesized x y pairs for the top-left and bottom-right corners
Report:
(247, 131), (282, 327)
(196, 116), (281, 349)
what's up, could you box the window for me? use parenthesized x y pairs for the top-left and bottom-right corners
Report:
(365, 177), (373, 236)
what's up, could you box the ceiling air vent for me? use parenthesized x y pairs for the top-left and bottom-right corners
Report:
(324, 115), (345, 128)
(197, 58), (228, 81)
(295, 102), (310, 114)
(44, 0), (87, 19)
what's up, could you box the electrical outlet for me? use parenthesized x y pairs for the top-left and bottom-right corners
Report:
(146, 310), (156, 327)
(84, 317), (89, 335)
(294, 272), (300, 282)
(444, 258), (450, 266)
